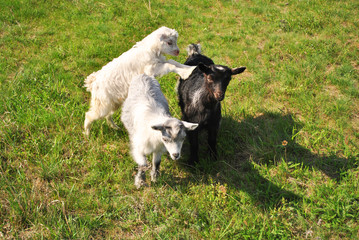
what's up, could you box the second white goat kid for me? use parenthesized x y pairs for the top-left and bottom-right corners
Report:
(121, 74), (198, 188)
(84, 26), (196, 136)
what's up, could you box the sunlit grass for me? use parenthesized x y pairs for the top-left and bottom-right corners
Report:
(0, 0), (358, 238)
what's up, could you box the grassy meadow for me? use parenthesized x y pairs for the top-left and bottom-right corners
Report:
(1, 0), (358, 238)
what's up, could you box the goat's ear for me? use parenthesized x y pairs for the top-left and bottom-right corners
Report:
(182, 121), (199, 131)
(151, 124), (164, 131)
(160, 33), (169, 42)
(198, 63), (212, 75)
(231, 67), (246, 75)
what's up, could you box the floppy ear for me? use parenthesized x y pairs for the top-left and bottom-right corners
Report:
(181, 121), (199, 131)
(198, 63), (212, 75)
(151, 124), (164, 131)
(231, 67), (246, 75)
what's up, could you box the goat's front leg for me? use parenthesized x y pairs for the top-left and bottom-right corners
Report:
(167, 59), (196, 79)
(207, 125), (219, 160)
(187, 129), (199, 165)
(150, 152), (162, 182)
(145, 62), (195, 79)
(135, 166), (147, 189)
(132, 150), (148, 189)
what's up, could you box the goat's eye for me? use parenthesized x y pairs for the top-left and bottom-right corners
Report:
(162, 137), (171, 143)
(167, 41), (173, 46)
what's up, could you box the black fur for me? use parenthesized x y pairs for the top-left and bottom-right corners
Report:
(178, 44), (246, 164)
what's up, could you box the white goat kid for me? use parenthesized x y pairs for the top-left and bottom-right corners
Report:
(84, 26), (196, 136)
(121, 74), (198, 188)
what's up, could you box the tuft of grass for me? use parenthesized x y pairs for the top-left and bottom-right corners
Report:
(1, 0), (358, 238)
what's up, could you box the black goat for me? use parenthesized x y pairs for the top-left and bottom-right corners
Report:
(177, 44), (246, 164)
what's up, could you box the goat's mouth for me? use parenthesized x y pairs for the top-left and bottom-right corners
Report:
(214, 93), (225, 101)
(172, 50), (180, 56)
(171, 153), (180, 160)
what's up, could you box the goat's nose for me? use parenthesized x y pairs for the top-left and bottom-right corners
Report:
(172, 153), (180, 159)
(215, 92), (225, 101)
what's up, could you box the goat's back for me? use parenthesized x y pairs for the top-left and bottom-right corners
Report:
(128, 74), (169, 112)
(184, 44), (214, 67)
(177, 45), (222, 126)
(83, 28), (167, 104)
(178, 44), (214, 103)
(178, 44), (215, 106)
(121, 74), (170, 135)
(178, 44), (215, 103)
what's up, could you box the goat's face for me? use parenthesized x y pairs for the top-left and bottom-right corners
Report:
(159, 31), (180, 57)
(152, 119), (198, 160)
(199, 63), (246, 101)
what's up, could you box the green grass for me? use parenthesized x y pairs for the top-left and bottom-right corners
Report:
(1, 0), (358, 238)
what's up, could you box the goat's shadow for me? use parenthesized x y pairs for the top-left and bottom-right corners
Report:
(162, 111), (356, 210)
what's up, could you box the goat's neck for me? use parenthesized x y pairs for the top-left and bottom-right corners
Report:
(147, 114), (171, 129)
(202, 83), (218, 107)
(148, 45), (163, 59)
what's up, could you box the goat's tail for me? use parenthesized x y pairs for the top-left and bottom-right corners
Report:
(84, 72), (97, 92)
(187, 44), (201, 57)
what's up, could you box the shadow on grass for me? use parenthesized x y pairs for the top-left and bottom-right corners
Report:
(221, 112), (355, 180)
(170, 111), (355, 209)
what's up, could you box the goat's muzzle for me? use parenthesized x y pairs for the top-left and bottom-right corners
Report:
(214, 92), (225, 101)
(171, 153), (180, 160)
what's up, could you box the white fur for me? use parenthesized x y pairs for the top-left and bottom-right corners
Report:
(121, 74), (198, 188)
(191, 88), (205, 108)
(215, 66), (226, 71)
(84, 26), (196, 136)
(186, 43), (201, 56)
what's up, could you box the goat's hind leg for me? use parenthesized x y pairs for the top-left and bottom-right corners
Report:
(106, 114), (120, 130)
(84, 109), (102, 137)
(84, 99), (118, 137)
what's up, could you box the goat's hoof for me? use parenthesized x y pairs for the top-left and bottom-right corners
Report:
(135, 173), (147, 189)
(180, 66), (196, 79)
(109, 124), (120, 130)
(134, 179), (147, 189)
(150, 170), (159, 182)
(135, 183), (148, 189)
(83, 130), (90, 138)
(188, 157), (198, 166)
